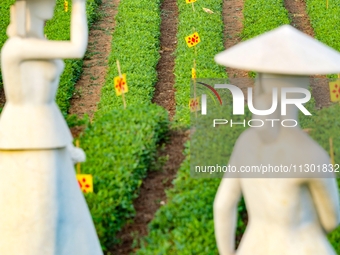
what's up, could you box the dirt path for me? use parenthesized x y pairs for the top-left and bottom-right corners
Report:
(110, 131), (187, 255)
(151, 0), (178, 119)
(109, 0), (185, 254)
(0, 89), (5, 111)
(223, 0), (247, 78)
(223, 0), (253, 100)
(69, 0), (119, 137)
(284, 0), (330, 109)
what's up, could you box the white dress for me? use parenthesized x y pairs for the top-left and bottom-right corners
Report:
(230, 128), (338, 255)
(0, 38), (103, 255)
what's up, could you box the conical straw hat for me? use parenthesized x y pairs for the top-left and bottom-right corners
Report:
(215, 25), (340, 75)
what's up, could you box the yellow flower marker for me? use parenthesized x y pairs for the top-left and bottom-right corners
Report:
(77, 174), (94, 193)
(114, 74), (128, 96)
(192, 60), (197, 97)
(186, 0), (196, 11)
(64, 0), (68, 12)
(114, 60), (128, 109)
(189, 97), (200, 112)
(192, 67), (197, 79)
(330, 137), (335, 166)
(329, 80), (340, 102)
(192, 60), (198, 117)
(75, 140), (94, 193)
(185, 32), (201, 48)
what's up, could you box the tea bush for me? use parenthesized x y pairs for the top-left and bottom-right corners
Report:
(242, 0), (290, 40)
(79, 0), (168, 250)
(173, 0), (227, 127)
(81, 104), (168, 250)
(95, 0), (162, 117)
(306, 0), (340, 54)
(303, 1), (340, 248)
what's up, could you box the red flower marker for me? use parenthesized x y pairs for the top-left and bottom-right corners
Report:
(76, 174), (93, 193)
(329, 81), (340, 102)
(332, 84), (340, 98)
(185, 32), (201, 48)
(114, 73), (128, 96)
(189, 97), (200, 112)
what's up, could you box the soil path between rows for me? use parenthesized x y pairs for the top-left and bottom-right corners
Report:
(223, 0), (253, 100)
(223, 0), (247, 78)
(0, 88), (5, 110)
(151, 0), (178, 120)
(110, 131), (187, 255)
(284, 0), (330, 109)
(110, 0), (187, 254)
(69, 0), (119, 137)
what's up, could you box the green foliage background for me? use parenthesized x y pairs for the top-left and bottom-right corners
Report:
(137, 0), (340, 254)
(0, 0), (339, 253)
(81, 105), (168, 250)
(95, 0), (162, 117)
(306, 0), (340, 250)
(78, 0), (170, 250)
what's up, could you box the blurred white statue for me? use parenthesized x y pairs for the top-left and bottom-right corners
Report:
(0, 0), (103, 254)
(213, 25), (340, 255)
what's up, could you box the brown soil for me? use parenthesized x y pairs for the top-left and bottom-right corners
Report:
(109, 1), (182, 254)
(285, 0), (314, 37)
(0, 89), (5, 110)
(284, 0), (331, 109)
(109, 130), (187, 255)
(223, 0), (254, 100)
(223, 0), (248, 78)
(151, 0), (178, 119)
(69, 0), (119, 137)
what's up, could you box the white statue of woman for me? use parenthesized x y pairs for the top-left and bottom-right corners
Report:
(213, 25), (340, 255)
(0, 0), (103, 254)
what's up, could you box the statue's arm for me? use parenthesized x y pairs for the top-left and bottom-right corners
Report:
(308, 177), (340, 233)
(213, 176), (241, 255)
(67, 144), (86, 164)
(14, 0), (88, 60)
